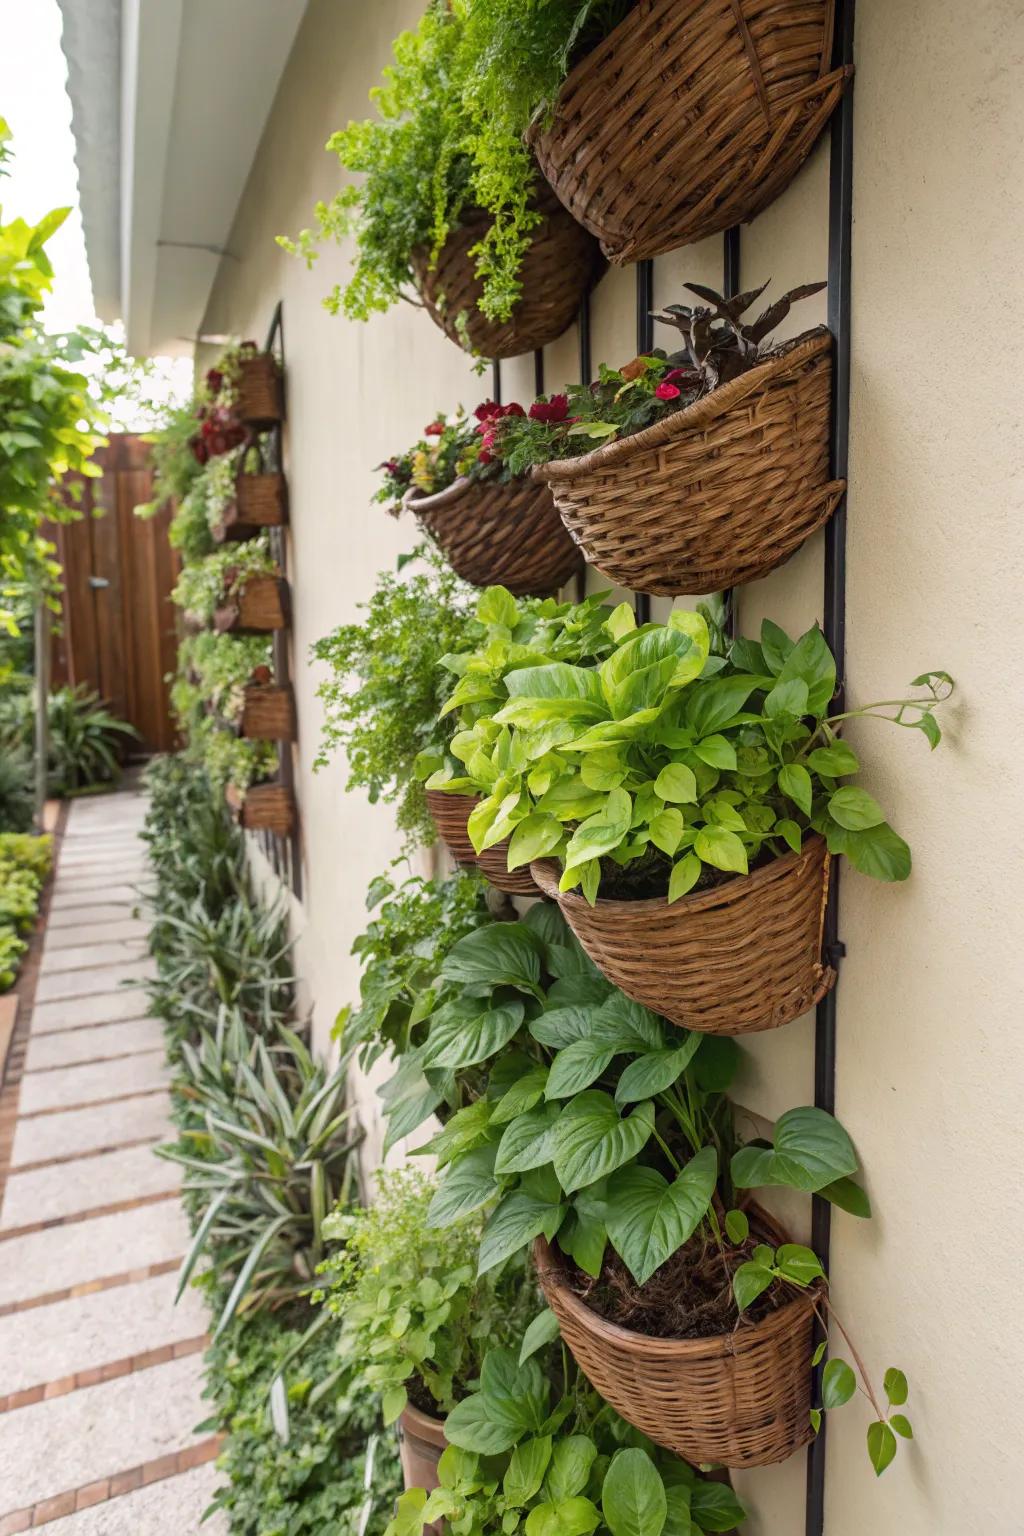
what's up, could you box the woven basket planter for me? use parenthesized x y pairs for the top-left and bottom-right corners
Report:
(213, 474), (288, 543)
(526, 0), (851, 262)
(240, 684), (295, 742)
(411, 186), (600, 360)
(426, 791), (539, 896)
(237, 353), (283, 426)
(214, 576), (289, 635)
(405, 477), (581, 598)
(530, 836), (835, 1034)
(535, 1214), (821, 1468)
(226, 781), (295, 836)
(537, 330), (843, 596)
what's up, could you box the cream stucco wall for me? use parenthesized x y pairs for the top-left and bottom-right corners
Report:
(200, 1), (1024, 1529)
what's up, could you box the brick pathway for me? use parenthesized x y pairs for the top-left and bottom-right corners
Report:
(0, 793), (224, 1533)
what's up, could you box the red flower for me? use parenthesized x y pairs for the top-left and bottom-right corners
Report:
(502, 401), (526, 418)
(478, 447), (494, 465)
(190, 437), (209, 465)
(529, 394), (570, 424)
(378, 458), (401, 475)
(474, 400), (502, 422)
(424, 421), (445, 436)
(205, 368), (224, 395)
(661, 368), (687, 384)
(655, 382), (681, 401)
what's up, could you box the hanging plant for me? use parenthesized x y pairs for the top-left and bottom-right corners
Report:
(380, 404), (580, 596)
(501, 279), (842, 595)
(425, 591), (952, 1030)
(277, 3), (598, 358)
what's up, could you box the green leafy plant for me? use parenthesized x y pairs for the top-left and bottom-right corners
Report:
(279, 2), (554, 328)
(0, 743), (34, 832)
(316, 1167), (534, 1425)
(159, 1023), (360, 1336)
(389, 1338), (747, 1536)
(171, 537), (277, 627)
(0, 831), (51, 990)
(0, 684), (137, 797)
(426, 595), (952, 902)
(199, 1303), (403, 1536)
(310, 552), (482, 850)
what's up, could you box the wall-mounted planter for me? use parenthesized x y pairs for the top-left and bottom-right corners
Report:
(411, 185), (600, 360)
(535, 1214), (821, 1468)
(537, 330), (844, 596)
(530, 836), (835, 1034)
(405, 476), (581, 598)
(426, 790), (539, 897)
(212, 474), (288, 543)
(398, 1404), (446, 1536)
(527, 0), (851, 263)
(214, 575), (290, 634)
(237, 353), (283, 427)
(225, 780), (295, 836)
(240, 683), (296, 741)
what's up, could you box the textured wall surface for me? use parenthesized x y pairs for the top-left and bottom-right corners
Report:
(200, 0), (1024, 1528)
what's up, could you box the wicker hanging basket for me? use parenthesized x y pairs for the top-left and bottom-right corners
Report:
(526, 0), (851, 263)
(537, 329), (844, 596)
(535, 1214), (822, 1468)
(237, 353), (283, 426)
(240, 684), (296, 742)
(426, 791), (539, 896)
(530, 836), (835, 1034)
(405, 475), (582, 598)
(226, 781), (295, 836)
(214, 575), (290, 635)
(213, 474), (288, 543)
(411, 185), (600, 360)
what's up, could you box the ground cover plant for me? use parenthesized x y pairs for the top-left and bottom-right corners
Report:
(0, 832), (51, 989)
(425, 589), (952, 902)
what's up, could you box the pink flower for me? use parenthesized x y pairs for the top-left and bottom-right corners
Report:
(478, 447), (494, 465)
(529, 394), (570, 423)
(655, 382), (681, 401)
(661, 368), (687, 384)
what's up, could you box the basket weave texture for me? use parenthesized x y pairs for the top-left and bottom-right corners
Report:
(214, 576), (289, 635)
(237, 354), (283, 426)
(412, 187), (599, 359)
(535, 1216), (821, 1468)
(538, 329), (843, 596)
(241, 685), (296, 741)
(214, 475), (288, 543)
(426, 791), (539, 896)
(226, 782), (295, 836)
(407, 476), (581, 598)
(530, 836), (835, 1034)
(527, 0), (851, 262)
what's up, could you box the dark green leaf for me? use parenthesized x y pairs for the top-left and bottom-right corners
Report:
(605, 1152), (717, 1285)
(601, 1448), (667, 1536)
(551, 1093), (656, 1194)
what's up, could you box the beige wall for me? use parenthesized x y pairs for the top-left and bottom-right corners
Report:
(201, 1), (1024, 1529)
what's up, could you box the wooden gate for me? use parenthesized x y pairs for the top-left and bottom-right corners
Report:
(44, 434), (180, 752)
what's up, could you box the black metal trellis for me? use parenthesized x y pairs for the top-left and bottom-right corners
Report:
(806, 0), (855, 1529)
(256, 301), (302, 900)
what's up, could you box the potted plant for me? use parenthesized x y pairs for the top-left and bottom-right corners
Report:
(278, 4), (599, 359)
(500, 280), (842, 596)
(391, 909), (913, 1477)
(382, 404), (581, 597)
(317, 1170), (534, 1505)
(391, 1336), (748, 1536)
(459, 0), (850, 262)
(428, 599), (953, 1032)
(240, 666), (296, 742)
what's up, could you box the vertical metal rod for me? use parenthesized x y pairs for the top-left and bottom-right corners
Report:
(721, 227), (742, 642)
(575, 299), (592, 602)
(634, 261), (655, 624)
(806, 2), (855, 1531)
(33, 600), (51, 829)
(491, 359), (502, 406)
(534, 349), (545, 398)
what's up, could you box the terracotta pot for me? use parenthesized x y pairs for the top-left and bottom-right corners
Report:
(399, 1403), (447, 1533)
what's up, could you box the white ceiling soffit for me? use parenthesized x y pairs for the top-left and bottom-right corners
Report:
(60, 0), (308, 357)
(56, 0), (123, 324)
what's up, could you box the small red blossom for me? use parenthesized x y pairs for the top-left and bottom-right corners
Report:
(502, 401), (526, 418)
(474, 400), (502, 423)
(424, 421), (445, 436)
(250, 665), (273, 686)
(661, 368), (688, 384)
(190, 437), (209, 465)
(655, 382), (681, 401)
(205, 368), (224, 395)
(478, 447), (494, 465)
(530, 394), (570, 423)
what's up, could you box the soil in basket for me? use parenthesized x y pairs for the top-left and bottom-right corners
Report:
(594, 845), (777, 902)
(564, 1226), (789, 1341)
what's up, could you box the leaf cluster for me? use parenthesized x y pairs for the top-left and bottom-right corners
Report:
(0, 683), (137, 797)
(428, 593), (952, 901)
(171, 535), (277, 627)
(0, 831), (51, 990)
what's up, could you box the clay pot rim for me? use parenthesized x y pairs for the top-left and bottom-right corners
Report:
(400, 1400), (448, 1446)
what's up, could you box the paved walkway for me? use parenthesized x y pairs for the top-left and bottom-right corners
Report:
(0, 792), (223, 1533)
